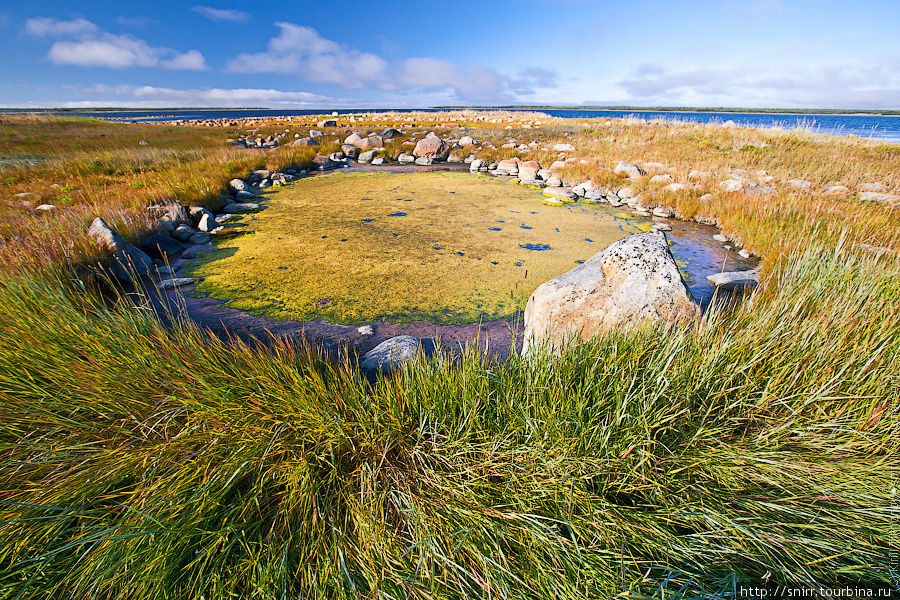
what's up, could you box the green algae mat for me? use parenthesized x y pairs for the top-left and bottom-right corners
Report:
(186, 170), (642, 324)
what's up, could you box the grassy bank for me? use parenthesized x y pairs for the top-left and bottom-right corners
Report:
(0, 114), (897, 598)
(0, 242), (896, 598)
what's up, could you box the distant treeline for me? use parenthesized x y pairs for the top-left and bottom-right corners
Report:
(435, 105), (900, 116)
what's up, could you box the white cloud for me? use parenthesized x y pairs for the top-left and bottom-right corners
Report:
(617, 58), (900, 108)
(25, 17), (98, 37)
(48, 34), (161, 68)
(228, 23), (389, 87)
(69, 84), (343, 108)
(192, 6), (249, 22)
(163, 50), (207, 70)
(26, 17), (207, 71)
(227, 23), (558, 103)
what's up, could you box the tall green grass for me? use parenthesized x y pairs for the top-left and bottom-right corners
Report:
(0, 240), (896, 599)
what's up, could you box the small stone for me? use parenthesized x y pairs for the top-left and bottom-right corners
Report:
(712, 234), (729, 243)
(614, 161), (644, 179)
(652, 206), (676, 218)
(172, 224), (197, 242)
(652, 223), (672, 231)
(706, 270), (759, 292)
(158, 277), (196, 290)
(739, 249), (752, 258)
(189, 232), (211, 245)
(720, 180), (743, 192)
(824, 185), (850, 195)
(398, 153), (415, 164)
(35, 204), (57, 211)
(788, 179), (812, 190)
(743, 184), (776, 198)
(371, 157), (384, 165)
(553, 143), (576, 152)
(223, 202), (260, 213)
(860, 191), (898, 204)
(357, 325), (375, 336)
(361, 335), (420, 373)
(859, 182), (886, 193)
(650, 174), (674, 185)
(543, 187), (577, 202)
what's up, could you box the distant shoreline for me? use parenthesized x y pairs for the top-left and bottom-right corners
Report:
(1, 106), (898, 117)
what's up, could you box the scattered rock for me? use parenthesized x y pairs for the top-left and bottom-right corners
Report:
(650, 174), (674, 185)
(614, 161), (645, 179)
(824, 185), (850, 195)
(317, 119), (337, 128)
(859, 182), (886, 193)
(543, 187), (577, 202)
(380, 128), (402, 139)
(743, 184), (776, 198)
(229, 178), (247, 192)
(652, 223), (672, 231)
(358, 150), (378, 163)
(522, 230), (699, 354)
(189, 232), (211, 245)
(860, 191), (898, 204)
(652, 206), (675, 218)
(158, 277), (196, 290)
(712, 234), (729, 243)
(788, 179), (812, 190)
(35, 204), (57, 211)
(720, 180), (743, 192)
(173, 224), (198, 242)
(415, 157), (434, 165)
(88, 217), (154, 282)
(361, 335), (420, 373)
(139, 234), (185, 260)
(371, 157), (385, 165)
(222, 202), (260, 213)
(398, 153), (415, 164)
(706, 269), (759, 291)
(413, 136), (450, 160)
(553, 143), (576, 152)
(357, 324), (375, 336)
(661, 183), (694, 194)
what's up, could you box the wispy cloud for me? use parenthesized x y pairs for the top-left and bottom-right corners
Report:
(618, 58), (900, 108)
(69, 84), (343, 108)
(25, 16), (207, 71)
(192, 6), (250, 22)
(227, 22), (558, 103)
(24, 17), (98, 37)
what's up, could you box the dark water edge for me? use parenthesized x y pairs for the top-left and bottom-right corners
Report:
(14, 107), (900, 143)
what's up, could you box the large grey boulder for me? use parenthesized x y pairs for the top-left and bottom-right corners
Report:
(344, 132), (364, 147)
(413, 136), (449, 160)
(88, 217), (154, 283)
(361, 335), (420, 373)
(522, 230), (699, 354)
(357, 135), (383, 150)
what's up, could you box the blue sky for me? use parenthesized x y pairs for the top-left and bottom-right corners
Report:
(1, 0), (898, 109)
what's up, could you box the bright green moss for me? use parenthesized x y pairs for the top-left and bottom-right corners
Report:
(186, 170), (640, 324)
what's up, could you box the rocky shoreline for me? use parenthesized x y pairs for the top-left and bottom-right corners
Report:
(94, 119), (888, 372)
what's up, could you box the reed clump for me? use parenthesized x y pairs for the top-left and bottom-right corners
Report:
(0, 114), (897, 598)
